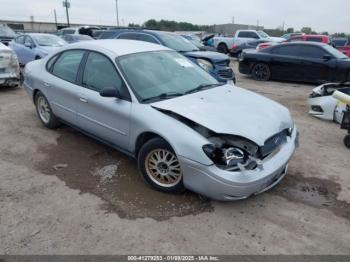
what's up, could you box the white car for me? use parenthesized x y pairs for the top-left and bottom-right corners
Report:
(0, 42), (20, 87)
(308, 83), (349, 124)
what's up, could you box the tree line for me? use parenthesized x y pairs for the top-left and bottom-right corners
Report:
(129, 19), (349, 38)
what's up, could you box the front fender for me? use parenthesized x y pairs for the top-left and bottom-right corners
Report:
(129, 103), (213, 166)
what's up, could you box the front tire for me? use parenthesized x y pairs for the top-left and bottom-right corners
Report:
(138, 138), (185, 194)
(217, 43), (228, 54)
(252, 63), (271, 81)
(34, 91), (61, 129)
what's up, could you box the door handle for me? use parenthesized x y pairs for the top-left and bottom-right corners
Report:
(43, 82), (50, 87)
(79, 97), (88, 103)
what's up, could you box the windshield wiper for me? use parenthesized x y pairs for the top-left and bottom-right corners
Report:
(185, 83), (223, 95)
(141, 92), (184, 103)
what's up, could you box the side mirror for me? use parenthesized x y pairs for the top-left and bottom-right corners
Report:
(100, 87), (121, 98)
(24, 42), (33, 49)
(323, 54), (332, 61)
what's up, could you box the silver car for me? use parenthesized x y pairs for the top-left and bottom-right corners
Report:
(23, 40), (298, 201)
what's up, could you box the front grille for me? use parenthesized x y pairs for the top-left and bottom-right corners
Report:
(260, 130), (288, 157)
(218, 68), (233, 79)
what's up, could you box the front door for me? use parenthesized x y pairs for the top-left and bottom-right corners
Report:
(76, 51), (132, 150)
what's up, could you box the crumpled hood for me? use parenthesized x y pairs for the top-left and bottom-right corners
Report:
(184, 51), (229, 62)
(151, 85), (293, 146)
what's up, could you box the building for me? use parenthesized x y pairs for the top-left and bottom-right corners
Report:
(0, 19), (113, 33)
(208, 23), (264, 36)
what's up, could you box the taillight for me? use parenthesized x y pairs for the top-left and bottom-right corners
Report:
(231, 44), (238, 50)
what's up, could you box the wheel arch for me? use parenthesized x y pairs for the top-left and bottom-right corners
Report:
(134, 131), (173, 158)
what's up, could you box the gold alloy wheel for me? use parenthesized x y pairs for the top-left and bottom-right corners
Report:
(145, 149), (182, 187)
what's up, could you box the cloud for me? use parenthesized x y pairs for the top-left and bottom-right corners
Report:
(0, 0), (349, 33)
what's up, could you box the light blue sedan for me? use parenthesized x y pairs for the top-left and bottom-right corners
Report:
(9, 33), (66, 66)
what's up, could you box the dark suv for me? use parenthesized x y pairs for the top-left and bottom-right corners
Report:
(100, 29), (235, 84)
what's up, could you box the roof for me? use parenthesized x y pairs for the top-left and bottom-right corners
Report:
(62, 39), (170, 57)
(281, 41), (328, 47)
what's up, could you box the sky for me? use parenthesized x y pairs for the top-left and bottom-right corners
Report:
(0, 0), (349, 34)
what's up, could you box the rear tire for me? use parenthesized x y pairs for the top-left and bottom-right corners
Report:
(252, 63), (271, 81)
(344, 135), (350, 149)
(34, 91), (61, 129)
(137, 138), (185, 194)
(217, 43), (228, 54)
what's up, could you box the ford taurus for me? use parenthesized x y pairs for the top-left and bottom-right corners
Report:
(23, 40), (298, 201)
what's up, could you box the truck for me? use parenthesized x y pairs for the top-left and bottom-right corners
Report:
(213, 30), (285, 53)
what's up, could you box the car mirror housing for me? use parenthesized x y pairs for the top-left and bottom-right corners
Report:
(323, 54), (332, 61)
(24, 43), (33, 48)
(99, 87), (122, 98)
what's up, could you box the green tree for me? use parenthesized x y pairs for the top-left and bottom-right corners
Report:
(301, 27), (312, 34)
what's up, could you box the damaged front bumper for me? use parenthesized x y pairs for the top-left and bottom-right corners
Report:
(180, 128), (298, 201)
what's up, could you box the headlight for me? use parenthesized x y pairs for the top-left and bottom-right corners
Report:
(203, 144), (248, 171)
(197, 59), (213, 72)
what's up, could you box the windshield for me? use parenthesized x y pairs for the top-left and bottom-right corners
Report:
(0, 24), (16, 37)
(117, 51), (219, 102)
(157, 33), (199, 52)
(257, 31), (269, 39)
(324, 45), (348, 59)
(32, 35), (66, 47)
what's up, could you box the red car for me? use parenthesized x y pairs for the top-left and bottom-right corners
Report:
(287, 34), (332, 45)
(333, 38), (350, 57)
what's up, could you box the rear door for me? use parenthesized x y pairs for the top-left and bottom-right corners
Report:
(269, 45), (303, 80)
(47, 50), (86, 124)
(76, 51), (132, 150)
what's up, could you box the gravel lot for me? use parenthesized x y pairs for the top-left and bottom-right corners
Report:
(0, 61), (349, 254)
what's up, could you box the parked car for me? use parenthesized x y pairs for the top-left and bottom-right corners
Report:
(0, 24), (17, 46)
(286, 34), (333, 46)
(239, 42), (350, 83)
(9, 33), (66, 65)
(214, 30), (285, 54)
(230, 40), (270, 57)
(332, 38), (350, 57)
(23, 40), (297, 200)
(0, 42), (20, 87)
(57, 26), (101, 37)
(281, 33), (305, 40)
(180, 34), (215, 51)
(60, 34), (94, 44)
(100, 29), (235, 84)
(308, 82), (349, 123)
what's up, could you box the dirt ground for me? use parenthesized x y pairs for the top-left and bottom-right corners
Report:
(0, 61), (349, 254)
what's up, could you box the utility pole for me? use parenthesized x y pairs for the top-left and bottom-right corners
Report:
(54, 9), (58, 29)
(115, 0), (120, 27)
(63, 0), (70, 27)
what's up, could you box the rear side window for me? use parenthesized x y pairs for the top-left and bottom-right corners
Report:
(272, 45), (300, 56)
(238, 32), (258, 39)
(138, 34), (159, 44)
(82, 52), (123, 93)
(100, 31), (119, 39)
(118, 33), (140, 40)
(306, 37), (323, 43)
(289, 37), (302, 42)
(52, 50), (85, 83)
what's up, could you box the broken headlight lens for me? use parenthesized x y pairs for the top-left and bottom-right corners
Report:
(197, 59), (213, 72)
(203, 144), (247, 168)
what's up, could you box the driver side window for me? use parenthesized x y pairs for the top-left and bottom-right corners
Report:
(82, 52), (129, 100)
